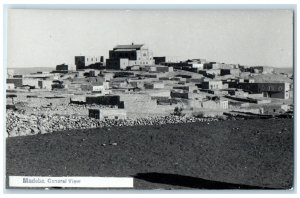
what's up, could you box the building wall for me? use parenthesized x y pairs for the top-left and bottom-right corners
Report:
(128, 59), (154, 66)
(243, 78), (255, 83)
(191, 63), (204, 69)
(75, 56), (85, 70)
(56, 64), (68, 71)
(108, 59), (153, 68)
(190, 78), (205, 83)
(23, 78), (39, 88)
(238, 82), (290, 99)
(106, 59), (121, 70)
(110, 81), (128, 88)
(86, 95), (121, 106)
(151, 66), (171, 73)
(89, 108), (127, 120)
(144, 82), (164, 89)
(220, 69), (231, 76)
(153, 57), (166, 65)
(173, 86), (189, 91)
(269, 91), (289, 99)
(107, 44), (154, 70)
(202, 81), (223, 90)
(220, 100), (229, 109)
(7, 78), (23, 87)
(231, 69), (241, 76)
(200, 100), (228, 109)
(120, 58), (129, 70)
(100, 82), (109, 90)
(129, 80), (144, 88)
(81, 84), (105, 92)
(206, 69), (221, 76)
(262, 104), (288, 114)
(76, 71), (86, 78)
(119, 93), (174, 119)
(173, 85), (198, 93)
(153, 82), (164, 89)
(220, 68), (241, 76)
(101, 109), (127, 120)
(212, 63), (222, 69)
(38, 80), (52, 90)
(137, 48), (153, 61)
(70, 95), (86, 103)
(109, 50), (137, 60)
(148, 90), (171, 98)
(92, 85), (105, 92)
(235, 91), (249, 97)
(203, 63), (213, 69)
(75, 56), (103, 70)
(85, 56), (103, 66)
(228, 101), (250, 109)
(6, 83), (15, 90)
(171, 91), (190, 99)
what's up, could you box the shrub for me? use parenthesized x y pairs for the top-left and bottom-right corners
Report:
(172, 107), (184, 116)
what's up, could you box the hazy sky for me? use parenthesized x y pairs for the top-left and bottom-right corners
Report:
(7, 9), (293, 68)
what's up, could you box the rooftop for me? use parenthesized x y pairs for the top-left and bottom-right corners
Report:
(114, 49), (136, 52)
(113, 44), (144, 50)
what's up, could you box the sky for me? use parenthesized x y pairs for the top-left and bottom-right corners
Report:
(7, 9), (294, 68)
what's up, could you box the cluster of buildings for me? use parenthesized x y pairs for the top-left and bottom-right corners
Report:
(7, 43), (293, 121)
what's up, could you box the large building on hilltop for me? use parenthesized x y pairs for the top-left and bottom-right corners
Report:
(75, 56), (104, 70)
(106, 44), (154, 70)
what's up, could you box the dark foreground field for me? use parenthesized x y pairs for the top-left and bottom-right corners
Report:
(6, 118), (293, 190)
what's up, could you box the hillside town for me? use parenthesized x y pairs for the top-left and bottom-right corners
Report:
(6, 43), (294, 137)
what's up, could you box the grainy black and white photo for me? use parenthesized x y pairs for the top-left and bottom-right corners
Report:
(5, 9), (294, 190)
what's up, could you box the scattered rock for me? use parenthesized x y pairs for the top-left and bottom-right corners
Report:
(6, 109), (220, 137)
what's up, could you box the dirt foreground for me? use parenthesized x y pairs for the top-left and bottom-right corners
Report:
(6, 118), (293, 190)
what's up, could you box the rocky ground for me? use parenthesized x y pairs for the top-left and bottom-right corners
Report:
(6, 109), (219, 137)
(6, 118), (293, 189)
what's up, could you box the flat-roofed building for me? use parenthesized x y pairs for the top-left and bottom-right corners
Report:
(7, 78), (23, 88)
(220, 69), (241, 76)
(200, 99), (228, 110)
(88, 108), (127, 120)
(75, 56), (104, 70)
(170, 89), (191, 99)
(56, 64), (68, 71)
(237, 82), (290, 99)
(153, 56), (179, 65)
(106, 44), (155, 70)
(38, 80), (53, 90)
(23, 78), (39, 88)
(144, 81), (164, 89)
(148, 65), (173, 73)
(202, 80), (223, 90)
(80, 82), (109, 93)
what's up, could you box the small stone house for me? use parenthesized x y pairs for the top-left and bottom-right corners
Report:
(88, 108), (127, 120)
